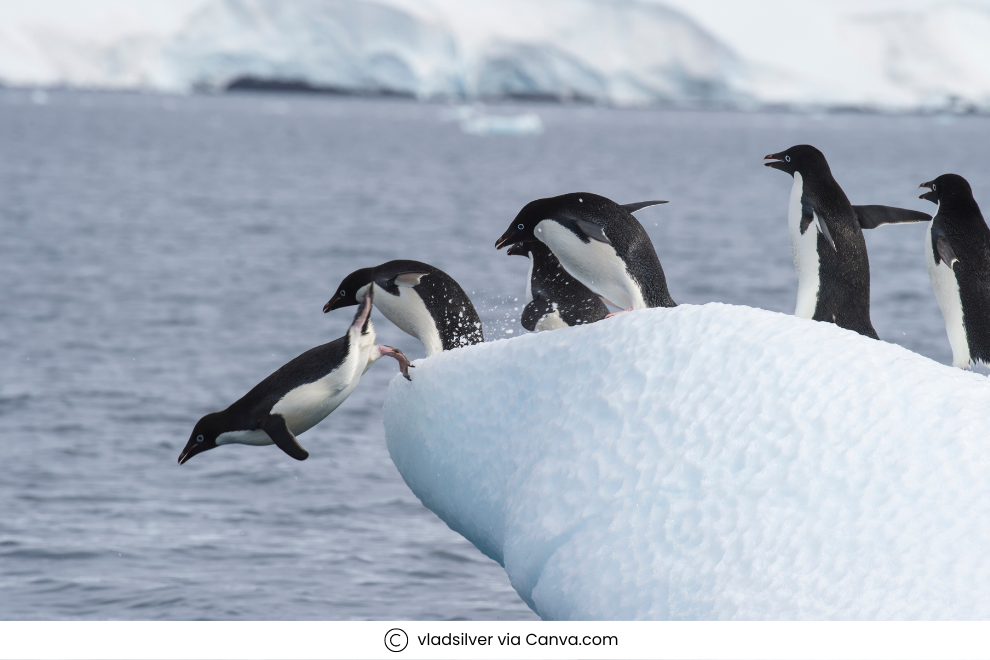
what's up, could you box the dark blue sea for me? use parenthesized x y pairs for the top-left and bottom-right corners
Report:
(1, 89), (988, 619)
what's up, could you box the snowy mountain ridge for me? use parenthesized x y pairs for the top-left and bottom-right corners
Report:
(2, 0), (989, 111)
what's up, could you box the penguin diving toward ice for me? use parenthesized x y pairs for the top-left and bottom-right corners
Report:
(324, 260), (483, 356)
(507, 240), (609, 331)
(765, 145), (931, 339)
(919, 174), (990, 369)
(495, 193), (675, 311)
(179, 292), (410, 465)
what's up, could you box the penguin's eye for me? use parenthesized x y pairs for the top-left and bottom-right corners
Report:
(196, 435), (204, 443)
(932, 184), (936, 192)
(517, 223), (525, 230)
(785, 155), (791, 162)
(340, 289), (346, 297)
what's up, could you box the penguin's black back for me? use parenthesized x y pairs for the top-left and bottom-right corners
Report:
(933, 184), (990, 362)
(535, 193), (675, 308)
(224, 336), (351, 428)
(375, 260), (485, 350)
(799, 168), (878, 339)
(520, 241), (608, 329)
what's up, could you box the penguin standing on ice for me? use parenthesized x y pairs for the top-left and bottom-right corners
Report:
(764, 145), (931, 339)
(324, 260), (483, 355)
(495, 194), (674, 311)
(179, 292), (410, 465)
(507, 240), (609, 331)
(919, 174), (990, 369)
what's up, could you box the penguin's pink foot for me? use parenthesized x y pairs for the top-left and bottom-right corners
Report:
(605, 307), (633, 319)
(379, 345), (413, 380)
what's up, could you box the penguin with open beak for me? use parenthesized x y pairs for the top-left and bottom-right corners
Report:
(919, 173), (990, 369)
(764, 144), (931, 338)
(496, 193), (674, 312)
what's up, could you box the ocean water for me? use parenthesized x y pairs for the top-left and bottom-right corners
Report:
(1, 89), (988, 620)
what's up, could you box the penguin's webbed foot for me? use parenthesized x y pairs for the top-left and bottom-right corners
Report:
(604, 307), (633, 319)
(379, 345), (413, 380)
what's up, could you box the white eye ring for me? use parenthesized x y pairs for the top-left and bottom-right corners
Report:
(196, 434), (204, 443)
(932, 184), (936, 192)
(517, 223), (524, 230)
(785, 155), (791, 162)
(340, 289), (346, 296)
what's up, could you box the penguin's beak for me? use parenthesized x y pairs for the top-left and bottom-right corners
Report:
(496, 226), (525, 250)
(324, 294), (344, 313)
(919, 182), (937, 203)
(178, 438), (214, 465)
(506, 243), (529, 257)
(764, 153), (787, 171)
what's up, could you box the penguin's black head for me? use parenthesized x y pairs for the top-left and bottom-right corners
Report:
(179, 412), (222, 465)
(764, 145), (830, 177)
(497, 193), (606, 250)
(496, 199), (546, 249)
(919, 174), (973, 205)
(324, 267), (376, 312)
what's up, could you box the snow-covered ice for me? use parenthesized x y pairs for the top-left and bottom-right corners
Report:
(384, 303), (990, 619)
(5, 0), (990, 111)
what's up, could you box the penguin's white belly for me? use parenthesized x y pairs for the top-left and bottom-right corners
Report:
(525, 254), (535, 304)
(537, 220), (645, 310)
(270, 372), (361, 435)
(216, 428), (271, 446)
(787, 172), (821, 319)
(535, 309), (567, 332)
(926, 219), (970, 369)
(273, 330), (376, 434)
(370, 283), (444, 356)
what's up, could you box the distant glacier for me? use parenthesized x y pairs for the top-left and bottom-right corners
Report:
(2, 0), (989, 111)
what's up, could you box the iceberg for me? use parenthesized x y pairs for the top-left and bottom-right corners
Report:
(383, 303), (990, 620)
(4, 0), (990, 110)
(455, 108), (544, 137)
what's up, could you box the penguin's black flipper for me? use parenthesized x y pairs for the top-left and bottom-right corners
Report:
(574, 218), (611, 244)
(854, 205), (932, 229)
(936, 235), (960, 269)
(621, 200), (668, 214)
(801, 197), (836, 251)
(816, 213), (836, 251)
(521, 297), (555, 332)
(260, 414), (309, 461)
(392, 272), (429, 287)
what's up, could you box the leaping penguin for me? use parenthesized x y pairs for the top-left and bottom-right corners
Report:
(765, 145), (931, 339)
(495, 194), (674, 310)
(324, 260), (483, 355)
(507, 241), (609, 331)
(919, 174), (990, 369)
(179, 292), (410, 465)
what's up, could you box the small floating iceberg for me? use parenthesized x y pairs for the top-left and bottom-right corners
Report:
(383, 303), (990, 620)
(443, 105), (544, 136)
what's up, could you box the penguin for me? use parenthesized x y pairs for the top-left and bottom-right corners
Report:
(506, 240), (609, 331)
(764, 145), (931, 339)
(495, 194), (675, 310)
(919, 174), (990, 369)
(179, 291), (410, 465)
(324, 260), (483, 356)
